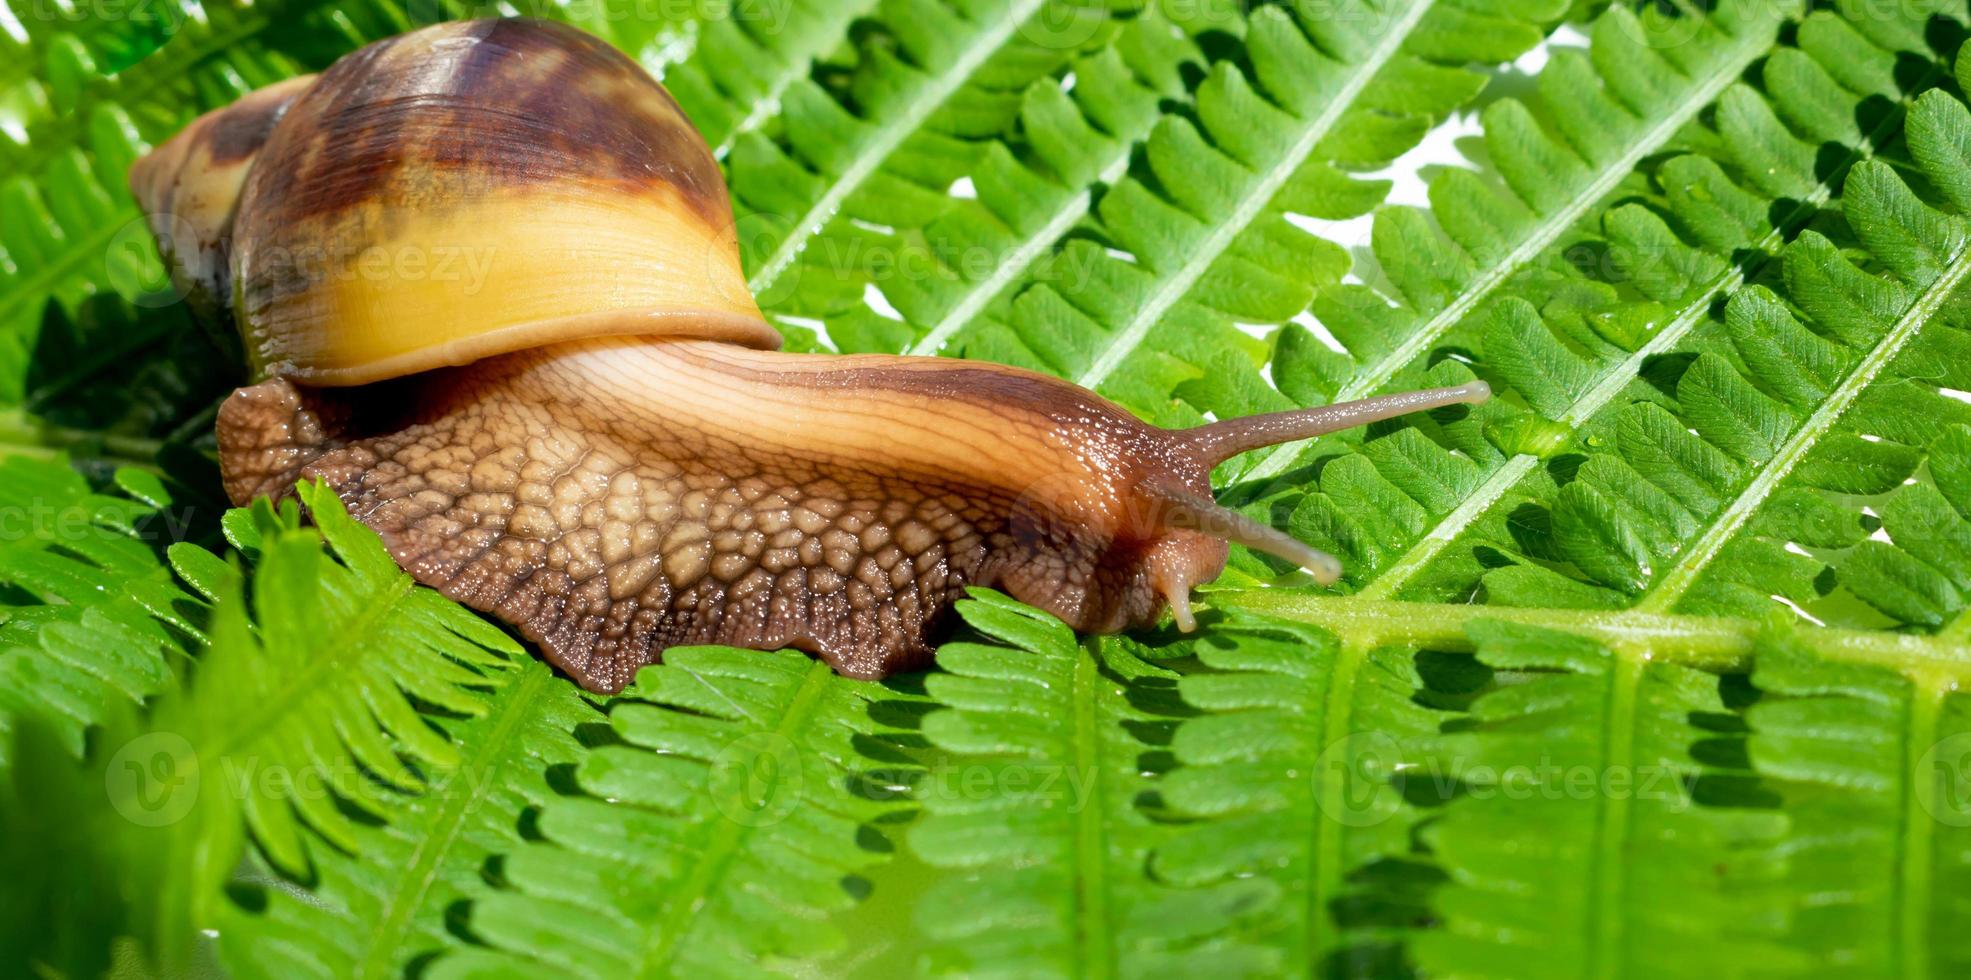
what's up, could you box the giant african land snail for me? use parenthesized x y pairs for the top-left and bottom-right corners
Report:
(129, 18), (1490, 692)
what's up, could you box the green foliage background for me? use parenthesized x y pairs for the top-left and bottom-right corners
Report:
(5, 0), (1971, 975)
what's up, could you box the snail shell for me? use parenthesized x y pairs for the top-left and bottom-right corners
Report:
(131, 18), (1488, 692)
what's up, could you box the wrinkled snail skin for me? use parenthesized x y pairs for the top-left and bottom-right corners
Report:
(136, 18), (1493, 693)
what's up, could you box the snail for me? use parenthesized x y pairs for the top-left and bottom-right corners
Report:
(128, 18), (1490, 693)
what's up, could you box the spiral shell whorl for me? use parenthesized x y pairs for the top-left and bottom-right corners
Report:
(228, 18), (776, 386)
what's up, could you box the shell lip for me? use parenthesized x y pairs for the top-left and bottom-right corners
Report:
(256, 307), (783, 386)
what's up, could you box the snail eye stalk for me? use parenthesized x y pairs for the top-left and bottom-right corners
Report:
(1177, 381), (1491, 466)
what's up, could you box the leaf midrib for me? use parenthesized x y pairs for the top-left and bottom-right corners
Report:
(1583, 649), (1642, 980)
(1310, 635), (1368, 964)
(1075, 0), (1437, 390)
(355, 662), (552, 980)
(747, 0), (1046, 296)
(1330, 14), (1779, 404)
(634, 657), (837, 977)
(707, 2), (878, 158)
(1639, 238), (1971, 610)
(906, 148), (1134, 355)
(1355, 51), (1939, 600)
(213, 570), (417, 758)
(1072, 638), (1113, 979)
(1209, 591), (1971, 681)
(1898, 676), (1946, 978)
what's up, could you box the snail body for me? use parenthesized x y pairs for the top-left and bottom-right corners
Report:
(133, 19), (1489, 692)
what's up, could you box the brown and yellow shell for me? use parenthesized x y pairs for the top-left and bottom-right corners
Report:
(135, 18), (779, 386)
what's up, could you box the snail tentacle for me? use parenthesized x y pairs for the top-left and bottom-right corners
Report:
(1179, 381), (1492, 466)
(1140, 485), (1345, 586)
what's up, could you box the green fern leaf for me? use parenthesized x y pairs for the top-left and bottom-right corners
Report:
(1247, 3), (1965, 607)
(933, 0), (1568, 427)
(903, 590), (1181, 974)
(215, 659), (594, 979)
(1146, 611), (1452, 974)
(1408, 620), (1789, 978)
(158, 482), (522, 877)
(435, 647), (903, 979)
(0, 457), (198, 761)
(1744, 633), (1971, 975)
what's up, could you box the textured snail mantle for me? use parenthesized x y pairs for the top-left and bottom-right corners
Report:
(131, 18), (1490, 693)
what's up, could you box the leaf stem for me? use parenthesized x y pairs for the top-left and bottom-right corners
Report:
(1075, 0), (1436, 389)
(1639, 241), (1971, 611)
(633, 658), (837, 977)
(747, 0), (1047, 297)
(1309, 634), (1369, 965)
(1208, 590), (1971, 682)
(355, 663), (553, 980)
(0, 407), (165, 467)
(1072, 638), (1113, 980)
(1584, 648), (1643, 980)
(1897, 675), (1946, 979)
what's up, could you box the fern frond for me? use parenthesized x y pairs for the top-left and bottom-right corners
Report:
(875, 8), (1203, 355)
(1301, 0), (1801, 403)
(1422, 36), (1971, 627)
(1143, 612), (1450, 974)
(1237, 3), (1965, 606)
(931, 0), (1570, 425)
(1228, 2), (1897, 543)
(662, 0), (886, 156)
(900, 590), (1189, 974)
(733, 0), (1126, 328)
(0, 457), (198, 760)
(1190, 589), (1971, 975)
(215, 659), (595, 979)
(159, 481), (523, 877)
(0, 478), (530, 971)
(1407, 620), (1788, 977)
(1744, 633), (1971, 975)
(434, 647), (903, 979)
